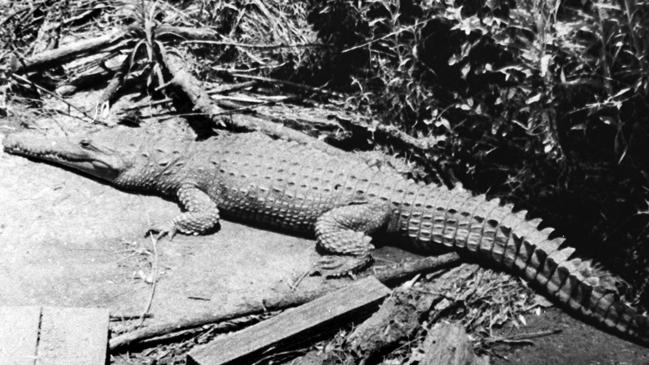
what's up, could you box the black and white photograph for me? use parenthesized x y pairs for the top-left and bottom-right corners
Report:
(1, 0), (649, 363)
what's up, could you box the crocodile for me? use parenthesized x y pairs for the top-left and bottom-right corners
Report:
(3, 122), (648, 344)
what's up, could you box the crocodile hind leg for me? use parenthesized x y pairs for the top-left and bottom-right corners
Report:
(313, 201), (392, 277)
(147, 183), (220, 239)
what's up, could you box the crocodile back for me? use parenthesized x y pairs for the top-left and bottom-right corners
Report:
(199, 132), (409, 233)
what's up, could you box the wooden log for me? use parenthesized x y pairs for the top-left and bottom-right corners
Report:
(347, 285), (438, 357)
(421, 322), (489, 365)
(187, 276), (390, 365)
(0, 306), (109, 365)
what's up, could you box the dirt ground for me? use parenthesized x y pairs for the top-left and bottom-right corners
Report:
(1, 125), (649, 364)
(492, 308), (649, 365)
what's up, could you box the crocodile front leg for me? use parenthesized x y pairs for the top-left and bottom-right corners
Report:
(147, 183), (220, 239)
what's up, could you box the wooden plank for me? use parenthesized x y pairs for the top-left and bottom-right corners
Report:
(188, 276), (390, 365)
(37, 306), (109, 365)
(0, 306), (41, 365)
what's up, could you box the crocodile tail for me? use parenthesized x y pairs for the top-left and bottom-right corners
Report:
(425, 186), (649, 343)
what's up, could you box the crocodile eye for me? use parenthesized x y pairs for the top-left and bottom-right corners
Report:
(80, 139), (91, 148)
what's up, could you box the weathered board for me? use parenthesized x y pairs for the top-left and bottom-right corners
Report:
(0, 306), (109, 365)
(0, 306), (41, 365)
(187, 276), (391, 365)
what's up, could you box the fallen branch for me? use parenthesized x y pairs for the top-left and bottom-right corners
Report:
(109, 313), (154, 322)
(231, 73), (343, 98)
(155, 25), (219, 41)
(120, 81), (259, 113)
(98, 54), (133, 105)
(159, 50), (223, 118)
(159, 51), (346, 155)
(109, 253), (460, 351)
(15, 29), (130, 73)
(137, 217), (160, 328)
(182, 40), (324, 49)
(370, 254), (460, 285)
(483, 328), (562, 346)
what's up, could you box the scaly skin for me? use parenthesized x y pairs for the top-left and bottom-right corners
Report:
(3, 123), (648, 344)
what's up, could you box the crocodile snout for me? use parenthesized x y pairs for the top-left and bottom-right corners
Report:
(2, 131), (50, 157)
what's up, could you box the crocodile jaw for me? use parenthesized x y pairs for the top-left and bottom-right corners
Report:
(3, 131), (124, 182)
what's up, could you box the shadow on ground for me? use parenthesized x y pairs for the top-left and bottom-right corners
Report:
(492, 308), (649, 365)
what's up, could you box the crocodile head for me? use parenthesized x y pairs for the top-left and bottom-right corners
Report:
(3, 123), (193, 186)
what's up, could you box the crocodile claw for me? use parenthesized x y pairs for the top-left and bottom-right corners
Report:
(310, 254), (375, 279)
(146, 222), (178, 241)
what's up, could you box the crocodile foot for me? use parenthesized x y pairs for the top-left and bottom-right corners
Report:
(310, 254), (375, 279)
(145, 221), (180, 240)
